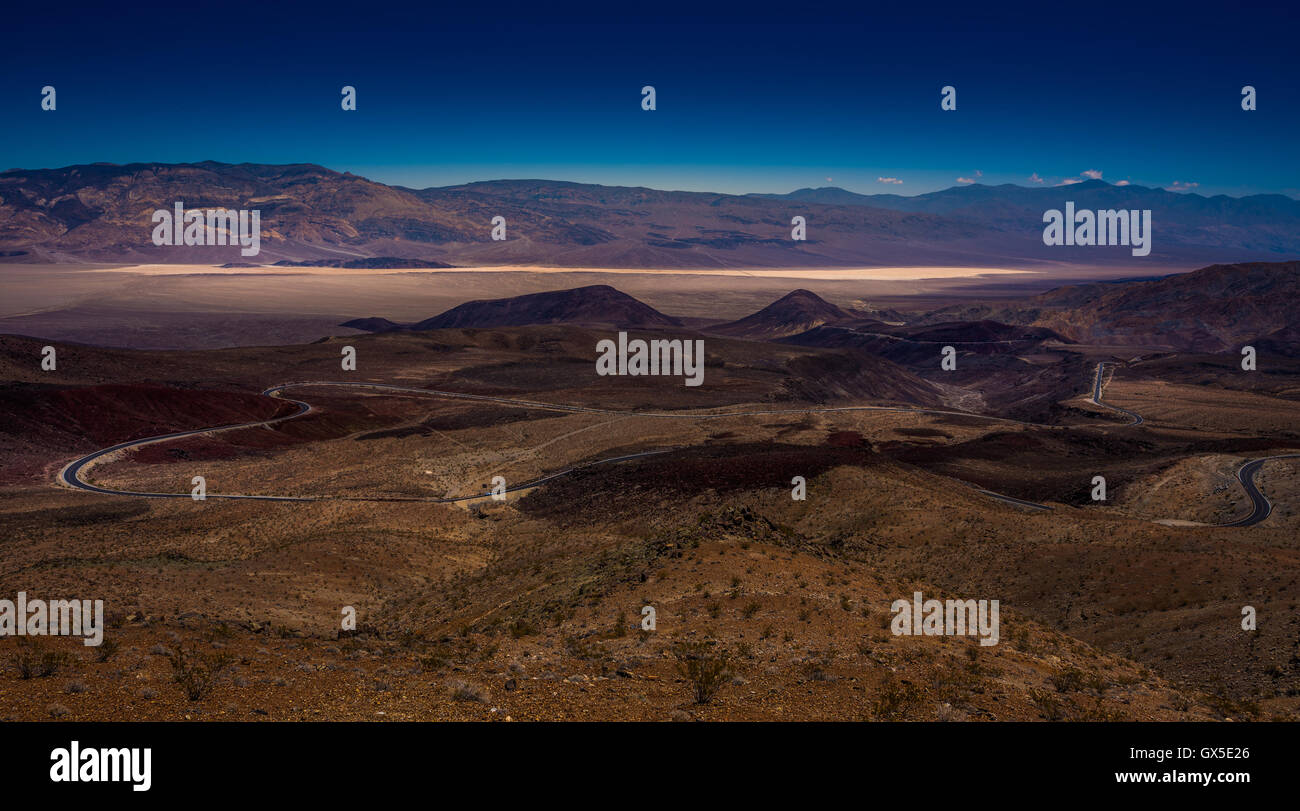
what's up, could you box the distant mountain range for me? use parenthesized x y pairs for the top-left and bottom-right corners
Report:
(2, 162), (1298, 267)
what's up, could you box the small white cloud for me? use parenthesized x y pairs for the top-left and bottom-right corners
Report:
(1056, 178), (1083, 186)
(1081, 169), (1103, 180)
(1028, 172), (1044, 184)
(956, 170), (982, 184)
(876, 176), (903, 185)
(1166, 181), (1199, 192)
(825, 177), (834, 183)
(1115, 180), (1131, 186)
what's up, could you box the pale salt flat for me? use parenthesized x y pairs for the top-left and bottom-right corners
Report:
(92, 264), (1037, 281)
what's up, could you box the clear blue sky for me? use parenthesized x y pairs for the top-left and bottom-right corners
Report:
(2, 1), (1296, 197)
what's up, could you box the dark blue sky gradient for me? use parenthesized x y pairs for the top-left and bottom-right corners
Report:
(2, 1), (1296, 197)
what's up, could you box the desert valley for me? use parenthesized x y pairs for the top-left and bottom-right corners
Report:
(2, 242), (1299, 722)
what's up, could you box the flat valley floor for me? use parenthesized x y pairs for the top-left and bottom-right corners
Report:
(1, 263), (1297, 722)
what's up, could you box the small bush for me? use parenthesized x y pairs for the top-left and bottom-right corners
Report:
(11, 639), (71, 679)
(95, 639), (121, 663)
(167, 643), (233, 701)
(1030, 688), (1065, 720)
(448, 679), (489, 703)
(871, 677), (923, 721)
(674, 642), (731, 705)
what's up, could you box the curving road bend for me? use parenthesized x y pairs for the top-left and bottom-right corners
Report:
(57, 380), (1041, 505)
(1088, 362), (1298, 527)
(1218, 454), (1300, 527)
(1089, 362), (1143, 425)
(55, 378), (1297, 525)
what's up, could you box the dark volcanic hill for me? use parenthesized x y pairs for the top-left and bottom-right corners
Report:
(3, 162), (1297, 267)
(344, 285), (682, 332)
(708, 289), (860, 340)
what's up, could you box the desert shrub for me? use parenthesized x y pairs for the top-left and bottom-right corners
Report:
(673, 641), (731, 705)
(1050, 668), (1086, 693)
(1029, 688), (1065, 720)
(94, 638), (121, 663)
(871, 676), (924, 720)
(167, 643), (233, 701)
(508, 619), (536, 639)
(564, 635), (605, 661)
(420, 649), (451, 672)
(801, 647), (838, 682)
(11, 639), (71, 679)
(1202, 684), (1260, 720)
(448, 679), (489, 703)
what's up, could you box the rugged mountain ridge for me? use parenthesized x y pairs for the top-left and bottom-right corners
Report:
(3, 162), (1297, 267)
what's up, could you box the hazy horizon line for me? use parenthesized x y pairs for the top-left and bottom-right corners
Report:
(5, 160), (1297, 202)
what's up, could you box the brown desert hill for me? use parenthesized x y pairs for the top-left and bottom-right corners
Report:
(1029, 261), (1300, 352)
(343, 285), (683, 331)
(707, 289), (862, 340)
(777, 320), (1081, 421)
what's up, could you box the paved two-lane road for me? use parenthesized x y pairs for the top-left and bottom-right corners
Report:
(57, 381), (1040, 505)
(1087, 361), (1298, 527)
(1089, 362), (1143, 425)
(57, 378), (1298, 525)
(1220, 454), (1300, 527)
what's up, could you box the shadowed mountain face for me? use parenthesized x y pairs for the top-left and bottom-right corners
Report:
(904, 260), (1300, 355)
(1254, 323), (1300, 358)
(779, 320), (1070, 361)
(1028, 261), (1300, 351)
(3, 162), (1298, 267)
(344, 285), (683, 331)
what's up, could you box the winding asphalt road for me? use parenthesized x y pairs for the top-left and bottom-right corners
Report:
(1220, 454), (1300, 527)
(1089, 362), (1144, 425)
(56, 375), (1299, 525)
(1087, 361), (1300, 527)
(57, 381), (1038, 505)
